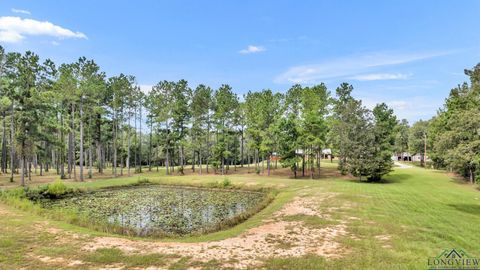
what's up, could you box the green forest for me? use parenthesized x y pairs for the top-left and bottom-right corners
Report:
(0, 46), (479, 186)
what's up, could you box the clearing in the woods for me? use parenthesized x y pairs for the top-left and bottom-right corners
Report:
(1, 162), (480, 269)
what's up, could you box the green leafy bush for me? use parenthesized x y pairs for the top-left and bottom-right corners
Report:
(222, 178), (231, 187)
(47, 180), (68, 196)
(24, 180), (81, 201)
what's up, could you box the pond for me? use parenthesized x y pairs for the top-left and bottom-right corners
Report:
(41, 185), (269, 236)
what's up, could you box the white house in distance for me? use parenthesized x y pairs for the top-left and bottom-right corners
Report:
(294, 149), (333, 159)
(392, 152), (429, 162)
(322, 149), (332, 159)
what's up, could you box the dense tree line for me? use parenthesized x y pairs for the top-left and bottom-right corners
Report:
(429, 64), (479, 183)
(393, 64), (480, 184)
(0, 46), (399, 186)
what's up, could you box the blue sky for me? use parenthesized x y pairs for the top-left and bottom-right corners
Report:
(1, 1), (479, 122)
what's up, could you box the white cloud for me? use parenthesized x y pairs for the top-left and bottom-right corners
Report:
(0, 16), (87, 43)
(350, 73), (411, 81)
(0, 30), (23, 42)
(11, 8), (31, 15)
(361, 96), (441, 122)
(239, 45), (265, 54)
(51, 40), (59, 46)
(274, 51), (449, 84)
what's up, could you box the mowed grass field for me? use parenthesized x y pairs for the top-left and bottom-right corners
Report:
(0, 162), (479, 269)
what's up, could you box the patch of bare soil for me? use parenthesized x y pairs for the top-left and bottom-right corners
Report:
(273, 193), (338, 219)
(0, 205), (22, 217)
(84, 221), (348, 269)
(32, 220), (88, 245)
(83, 194), (351, 269)
(28, 254), (85, 267)
(98, 264), (125, 270)
(375, 234), (392, 248)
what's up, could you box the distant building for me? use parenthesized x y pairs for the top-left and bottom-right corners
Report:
(322, 149), (333, 159)
(294, 148), (333, 159)
(392, 152), (412, 161)
(392, 152), (429, 162)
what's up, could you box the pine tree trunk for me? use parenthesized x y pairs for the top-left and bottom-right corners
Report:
(302, 154), (305, 177)
(199, 151), (202, 175)
(9, 118), (14, 179)
(310, 148), (314, 180)
(180, 145), (184, 175)
(240, 129), (244, 167)
(120, 106), (124, 176)
(113, 110), (117, 177)
(166, 146), (170, 175)
(79, 98), (84, 181)
(317, 149), (321, 178)
(148, 117), (152, 172)
(267, 154), (270, 176)
(34, 154), (37, 174)
(165, 121), (170, 175)
(293, 163), (297, 179)
(20, 155), (25, 186)
(88, 145), (93, 178)
(28, 160), (31, 182)
(139, 104), (142, 173)
(45, 142), (49, 173)
(206, 116), (210, 174)
(71, 104), (76, 181)
(127, 113), (131, 176)
(60, 109), (65, 179)
(221, 156), (224, 175)
(96, 113), (103, 174)
(470, 168), (474, 184)
(192, 150), (195, 172)
(262, 154), (265, 173)
(68, 104), (74, 179)
(52, 149), (56, 174)
(68, 131), (72, 178)
(1, 112), (6, 174)
(133, 108), (137, 172)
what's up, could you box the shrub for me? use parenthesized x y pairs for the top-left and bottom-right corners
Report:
(222, 178), (231, 187)
(47, 179), (68, 196)
(24, 180), (81, 201)
(207, 178), (233, 189)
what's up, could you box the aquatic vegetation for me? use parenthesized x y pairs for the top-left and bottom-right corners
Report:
(41, 185), (269, 236)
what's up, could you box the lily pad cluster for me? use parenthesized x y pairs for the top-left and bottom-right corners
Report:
(42, 185), (267, 236)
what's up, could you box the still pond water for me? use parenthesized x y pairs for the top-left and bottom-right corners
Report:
(43, 185), (267, 236)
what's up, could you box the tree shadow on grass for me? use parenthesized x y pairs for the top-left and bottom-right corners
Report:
(448, 204), (480, 215)
(349, 173), (410, 184)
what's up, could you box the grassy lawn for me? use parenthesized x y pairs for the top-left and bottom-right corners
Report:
(0, 162), (479, 269)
